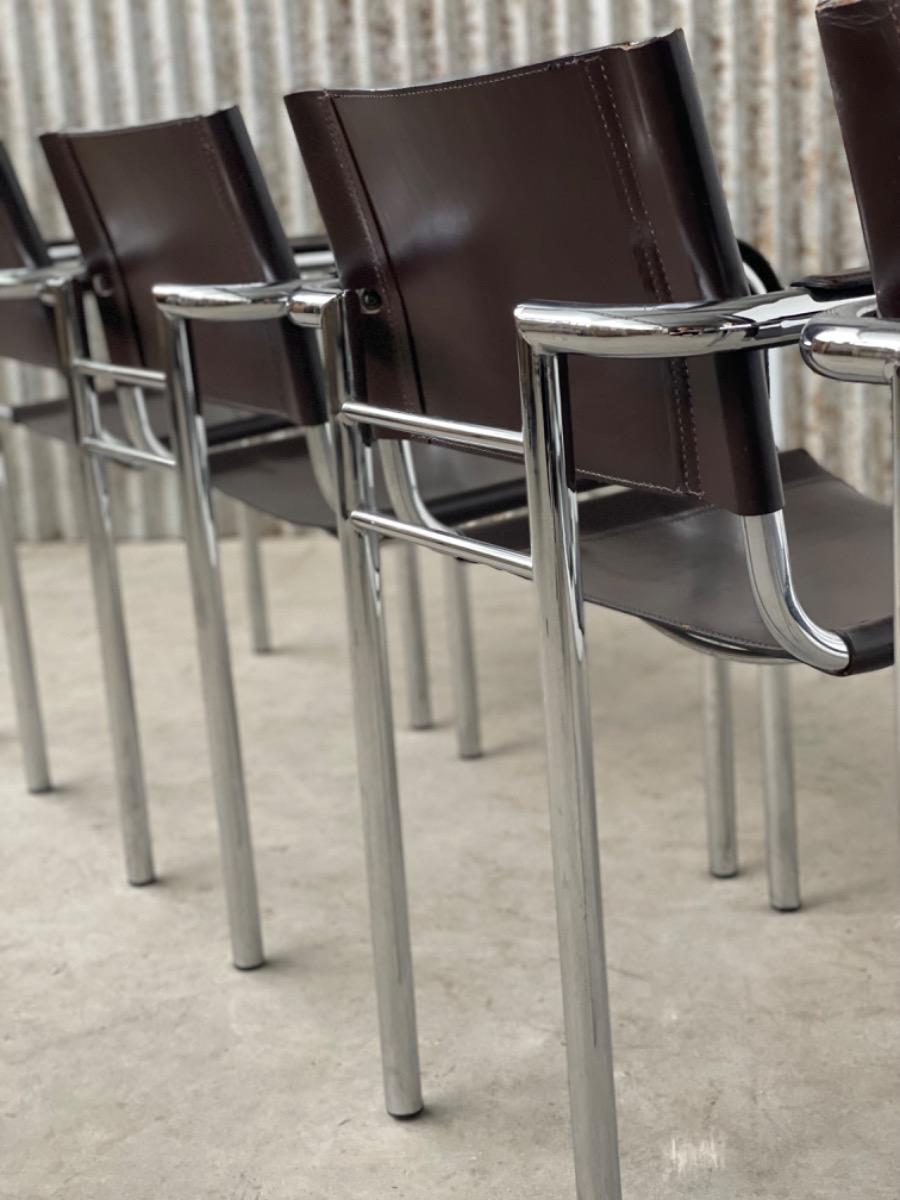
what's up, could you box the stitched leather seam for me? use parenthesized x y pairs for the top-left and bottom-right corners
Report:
(327, 61), (561, 100)
(319, 96), (417, 413)
(594, 59), (702, 499)
(323, 46), (655, 100)
(577, 66), (694, 496)
(580, 62), (697, 497)
(578, 466), (848, 544)
(196, 123), (285, 385)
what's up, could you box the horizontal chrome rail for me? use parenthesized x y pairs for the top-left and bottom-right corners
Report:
(349, 509), (532, 580)
(341, 400), (524, 458)
(515, 286), (874, 360)
(73, 357), (166, 391)
(801, 300), (900, 386)
(81, 435), (174, 471)
(0, 261), (83, 301)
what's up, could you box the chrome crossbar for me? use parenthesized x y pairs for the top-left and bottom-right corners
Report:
(73, 357), (166, 391)
(341, 400), (524, 458)
(349, 508), (532, 580)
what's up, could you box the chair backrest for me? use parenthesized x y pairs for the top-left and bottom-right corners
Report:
(0, 144), (60, 370)
(285, 30), (782, 516)
(817, 0), (900, 319)
(40, 109), (321, 423)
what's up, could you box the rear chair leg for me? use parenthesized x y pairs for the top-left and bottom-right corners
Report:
(0, 439), (51, 793)
(759, 664), (800, 911)
(162, 315), (263, 969)
(397, 542), (433, 731)
(702, 656), (737, 877)
(237, 504), (271, 654)
(519, 337), (622, 1200)
(442, 557), (481, 759)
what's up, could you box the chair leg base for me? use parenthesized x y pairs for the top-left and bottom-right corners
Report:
(388, 1103), (425, 1121)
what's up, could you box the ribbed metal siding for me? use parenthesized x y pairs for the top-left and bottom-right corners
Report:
(0, 0), (878, 539)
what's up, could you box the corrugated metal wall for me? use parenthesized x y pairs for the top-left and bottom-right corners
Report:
(0, 0), (881, 539)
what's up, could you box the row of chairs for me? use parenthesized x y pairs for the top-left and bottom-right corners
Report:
(3, 2), (896, 1195)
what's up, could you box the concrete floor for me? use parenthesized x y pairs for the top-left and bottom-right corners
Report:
(1, 534), (897, 1199)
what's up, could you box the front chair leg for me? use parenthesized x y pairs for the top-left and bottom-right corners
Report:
(520, 339), (622, 1200)
(396, 542), (433, 731)
(702, 656), (737, 877)
(163, 316), (263, 969)
(442, 557), (482, 759)
(53, 280), (154, 885)
(0, 438), (51, 793)
(237, 504), (271, 654)
(335, 443), (422, 1116)
(759, 664), (800, 911)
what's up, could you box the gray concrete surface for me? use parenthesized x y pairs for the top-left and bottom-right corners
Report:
(1, 534), (897, 1199)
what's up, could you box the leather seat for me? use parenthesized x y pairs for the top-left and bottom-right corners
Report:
(208, 432), (528, 531)
(477, 449), (893, 674)
(10, 391), (287, 448)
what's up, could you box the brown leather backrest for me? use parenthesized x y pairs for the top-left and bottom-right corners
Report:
(0, 143), (60, 370)
(817, 0), (900, 319)
(40, 110), (321, 423)
(285, 30), (781, 515)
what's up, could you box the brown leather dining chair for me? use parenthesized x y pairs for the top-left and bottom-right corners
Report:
(0, 141), (318, 884)
(263, 30), (891, 1198)
(804, 0), (900, 755)
(35, 107), (531, 969)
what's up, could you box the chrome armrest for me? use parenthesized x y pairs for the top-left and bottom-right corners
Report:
(0, 261), (83, 301)
(153, 280), (302, 323)
(515, 286), (874, 360)
(800, 300), (900, 386)
(153, 277), (342, 324)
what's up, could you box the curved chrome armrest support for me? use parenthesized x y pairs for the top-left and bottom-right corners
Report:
(515, 286), (874, 360)
(380, 440), (449, 534)
(800, 300), (900, 386)
(305, 422), (337, 511)
(117, 387), (172, 461)
(741, 512), (850, 673)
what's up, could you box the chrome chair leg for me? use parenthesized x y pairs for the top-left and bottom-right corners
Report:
(79, 450), (156, 884)
(162, 316), (263, 968)
(0, 439), (51, 793)
(396, 542), (433, 730)
(702, 656), (737, 877)
(52, 281), (155, 886)
(759, 664), (800, 911)
(237, 503), (271, 654)
(519, 340), (622, 1200)
(442, 556), (481, 759)
(329, 309), (422, 1117)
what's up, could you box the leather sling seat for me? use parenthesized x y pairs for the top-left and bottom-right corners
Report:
(9, 391), (287, 449)
(473, 447), (892, 673)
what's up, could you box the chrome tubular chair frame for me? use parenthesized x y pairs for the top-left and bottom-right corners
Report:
(151, 277), (484, 751)
(0, 421), (50, 792)
(0, 266), (82, 795)
(271, 280), (863, 1200)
